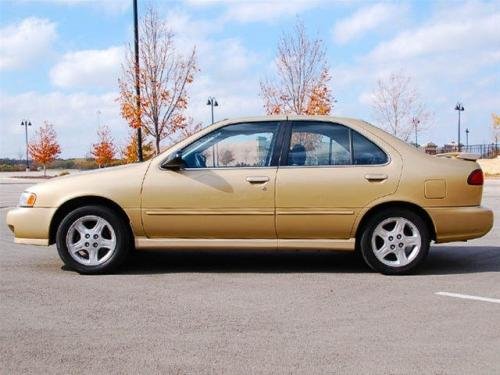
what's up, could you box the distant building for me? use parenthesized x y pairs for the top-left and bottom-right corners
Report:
(422, 142), (438, 155)
(442, 141), (458, 153)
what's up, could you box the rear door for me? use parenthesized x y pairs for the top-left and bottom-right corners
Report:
(275, 120), (402, 239)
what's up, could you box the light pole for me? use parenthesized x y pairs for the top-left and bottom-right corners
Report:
(454, 102), (464, 152)
(412, 117), (420, 147)
(206, 97), (218, 124)
(465, 128), (469, 149)
(20, 120), (32, 171)
(133, 0), (143, 162)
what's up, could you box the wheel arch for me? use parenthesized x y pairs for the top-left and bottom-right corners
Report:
(49, 196), (133, 245)
(354, 201), (436, 245)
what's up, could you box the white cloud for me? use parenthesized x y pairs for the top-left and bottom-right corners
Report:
(0, 91), (128, 158)
(163, 9), (265, 123)
(19, 0), (130, 14)
(0, 17), (57, 71)
(334, 2), (500, 87)
(185, 0), (320, 23)
(50, 46), (124, 89)
(333, 3), (405, 44)
(368, 8), (500, 62)
(223, 0), (318, 23)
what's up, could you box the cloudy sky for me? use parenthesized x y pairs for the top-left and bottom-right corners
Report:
(1, 0), (499, 158)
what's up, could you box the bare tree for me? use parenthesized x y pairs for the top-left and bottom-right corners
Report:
(119, 6), (198, 155)
(260, 20), (334, 115)
(370, 72), (430, 142)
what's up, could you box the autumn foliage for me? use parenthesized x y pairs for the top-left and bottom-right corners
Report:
(118, 6), (198, 155)
(304, 70), (332, 115)
(260, 21), (333, 116)
(122, 132), (154, 164)
(28, 122), (61, 176)
(91, 126), (116, 168)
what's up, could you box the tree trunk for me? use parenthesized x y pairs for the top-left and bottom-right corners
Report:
(43, 164), (46, 177)
(155, 137), (160, 155)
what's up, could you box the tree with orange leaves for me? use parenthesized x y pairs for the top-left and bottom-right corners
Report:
(121, 132), (154, 164)
(91, 126), (116, 168)
(118, 6), (198, 155)
(260, 20), (333, 116)
(304, 69), (332, 115)
(28, 122), (61, 176)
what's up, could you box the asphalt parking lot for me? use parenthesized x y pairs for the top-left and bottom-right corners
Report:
(1, 179), (499, 374)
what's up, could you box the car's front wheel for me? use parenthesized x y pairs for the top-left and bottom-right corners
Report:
(359, 209), (430, 275)
(56, 205), (131, 274)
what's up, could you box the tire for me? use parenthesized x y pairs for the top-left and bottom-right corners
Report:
(56, 205), (131, 274)
(359, 209), (430, 275)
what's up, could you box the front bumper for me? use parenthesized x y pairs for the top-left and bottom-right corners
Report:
(427, 206), (494, 243)
(6, 207), (57, 246)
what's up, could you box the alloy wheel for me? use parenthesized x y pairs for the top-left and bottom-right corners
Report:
(65, 215), (117, 266)
(370, 217), (422, 267)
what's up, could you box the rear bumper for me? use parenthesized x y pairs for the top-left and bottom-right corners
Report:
(427, 206), (494, 243)
(6, 207), (56, 246)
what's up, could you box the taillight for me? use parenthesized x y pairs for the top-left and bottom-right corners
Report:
(467, 169), (484, 185)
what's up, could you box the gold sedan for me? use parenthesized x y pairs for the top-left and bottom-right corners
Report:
(6, 116), (493, 275)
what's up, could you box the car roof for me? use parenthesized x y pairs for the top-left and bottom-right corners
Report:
(217, 114), (363, 124)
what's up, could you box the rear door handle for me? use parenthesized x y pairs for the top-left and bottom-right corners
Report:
(246, 176), (270, 184)
(365, 173), (388, 182)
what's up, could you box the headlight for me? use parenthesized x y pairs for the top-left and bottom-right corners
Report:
(18, 192), (37, 207)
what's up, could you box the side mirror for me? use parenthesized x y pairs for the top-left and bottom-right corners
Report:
(162, 151), (185, 170)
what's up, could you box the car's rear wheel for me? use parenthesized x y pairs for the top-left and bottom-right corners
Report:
(359, 209), (430, 275)
(56, 205), (130, 274)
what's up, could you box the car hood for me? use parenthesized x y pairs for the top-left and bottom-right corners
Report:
(26, 162), (151, 208)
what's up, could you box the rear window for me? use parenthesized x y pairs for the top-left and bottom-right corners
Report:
(352, 131), (388, 165)
(286, 121), (388, 166)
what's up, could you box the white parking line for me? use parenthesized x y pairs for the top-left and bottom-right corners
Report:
(436, 292), (500, 304)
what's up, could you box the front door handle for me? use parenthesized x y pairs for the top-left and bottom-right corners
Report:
(365, 173), (388, 182)
(246, 176), (270, 184)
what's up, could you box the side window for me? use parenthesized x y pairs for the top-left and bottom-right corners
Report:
(181, 122), (279, 168)
(286, 121), (388, 166)
(288, 122), (351, 166)
(352, 132), (388, 165)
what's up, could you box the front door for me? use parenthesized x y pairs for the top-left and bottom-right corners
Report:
(276, 120), (402, 239)
(141, 121), (282, 239)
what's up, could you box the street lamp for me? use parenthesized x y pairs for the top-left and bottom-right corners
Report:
(20, 120), (32, 171)
(133, 0), (143, 162)
(465, 128), (469, 149)
(412, 117), (420, 147)
(206, 96), (219, 124)
(454, 102), (464, 152)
